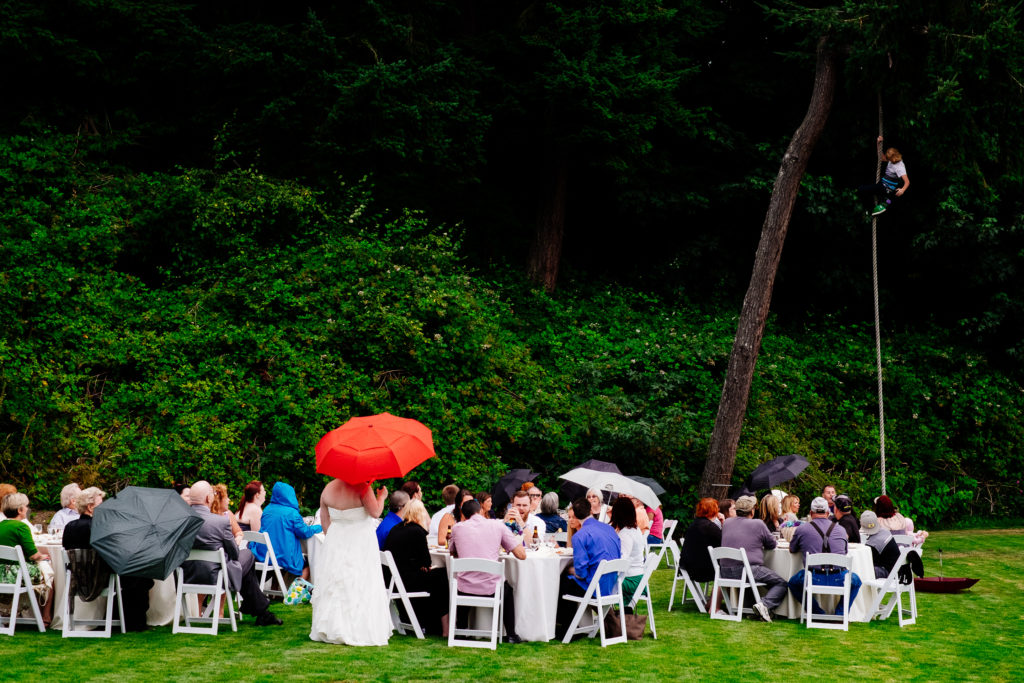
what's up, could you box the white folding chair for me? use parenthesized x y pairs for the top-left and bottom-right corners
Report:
(381, 550), (430, 639)
(242, 531), (288, 598)
(625, 554), (660, 639)
(0, 545), (45, 635)
(708, 546), (767, 622)
(647, 519), (678, 569)
(561, 558), (628, 647)
(172, 548), (237, 635)
(862, 546), (919, 627)
(801, 553), (852, 631)
(448, 558), (504, 650)
(60, 547), (125, 638)
(668, 540), (708, 613)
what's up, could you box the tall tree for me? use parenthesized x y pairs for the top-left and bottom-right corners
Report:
(698, 35), (838, 497)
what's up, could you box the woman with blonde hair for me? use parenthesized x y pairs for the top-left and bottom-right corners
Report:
(383, 499), (449, 636)
(781, 495), (800, 518)
(756, 494), (781, 533)
(210, 483), (243, 541)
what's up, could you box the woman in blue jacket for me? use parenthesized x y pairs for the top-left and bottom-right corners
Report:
(252, 482), (322, 580)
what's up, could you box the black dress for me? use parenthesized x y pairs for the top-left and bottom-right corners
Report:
(383, 522), (449, 635)
(680, 517), (722, 583)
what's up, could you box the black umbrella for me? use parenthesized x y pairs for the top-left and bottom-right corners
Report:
(91, 486), (204, 580)
(747, 454), (810, 490)
(560, 459), (623, 504)
(627, 475), (666, 497)
(491, 468), (541, 514)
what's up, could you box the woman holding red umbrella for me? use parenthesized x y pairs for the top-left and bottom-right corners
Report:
(310, 477), (392, 646)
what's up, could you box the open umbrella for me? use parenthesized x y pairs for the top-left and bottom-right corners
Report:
(560, 458), (623, 503)
(627, 475), (667, 497)
(747, 454), (810, 490)
(91, 486), (204, 580)
(559, 468), (661, 509)
(316, 412), (435, 484)
(491, 468), (542, 514)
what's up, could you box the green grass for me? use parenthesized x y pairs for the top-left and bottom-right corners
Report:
(3, 529), (1023, 682)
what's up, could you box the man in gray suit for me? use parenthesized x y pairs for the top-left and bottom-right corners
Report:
(184, 481), (282, 626)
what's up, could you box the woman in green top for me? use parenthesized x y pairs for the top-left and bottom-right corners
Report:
(1, 492), (52, 614)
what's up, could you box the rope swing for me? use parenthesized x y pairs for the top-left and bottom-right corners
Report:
(872, 91), (887, 496)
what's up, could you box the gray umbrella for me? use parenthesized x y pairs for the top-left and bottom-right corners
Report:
(627, 475), (667, 497)
(91, 486), (204, 580)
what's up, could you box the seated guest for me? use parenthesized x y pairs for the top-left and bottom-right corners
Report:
(720, 495), (787, 622)
(646, 504), (664, 545)
(504, 490), (545, 543)
(61, 487), (105, 549)
(383, 500), (449, 636)
(781, 495), (800, 518)
(873, 494), (913, 535)
(526, 486), (543, 515)
(822, 484), (837, 515)
(400, 480), (422, 501)
(860, 511), (901, 578)
(756, 494), (782, 533)
(1, 492), (53, 623)
(252, 482), (322, 582)
(716, 499), (736, 528)
(211, 484), (243, 540)
(586, 488), (610, 523)
(237, 480), (266, 532)
(475, 491), (494, 518)
(449, 499), (526, 643)
(428, 484), (460, 538)
(437, 488), (475, 545)
(185, 481), (281, 626)
(832, 494), (860, 543)
(0, 484), (17, 501)
(48, 483), (82, 533)
(627, 496), (652, 538)
(610, 498), (644, 608)
(680, 497), (722, 584)
(376, 491), (409, 550)
(787, 497), (862, 615)
(556, 497), (621, 640)
(535, 492), (568, 534)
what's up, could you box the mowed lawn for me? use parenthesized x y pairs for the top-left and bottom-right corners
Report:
(3, 529), (1023, 682)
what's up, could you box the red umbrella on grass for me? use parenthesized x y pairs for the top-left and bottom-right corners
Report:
(316, 413), (436, 484)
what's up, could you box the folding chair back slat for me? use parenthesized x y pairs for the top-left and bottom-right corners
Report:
(625, 553), (660, 639)
(708, 546), (766, 621)
(60, 547), (125, 638)
(448, 557), (504, 650)
(0, 544), (46, 635)
(862, 545), (918, 627)
(241, 530), (288, 598)
(561, 557), (628, 646)
(172, 548), (237, 636)
(668, 538), (708, 613)
(802, 552), (851, 631)
(381, 550), (430, 639)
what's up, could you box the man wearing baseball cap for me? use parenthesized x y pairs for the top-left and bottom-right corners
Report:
(787, 496), (862, 615)
(860, 510), (901, 578)
(832, 494), (860, 544)
(719, 495), (788, 622)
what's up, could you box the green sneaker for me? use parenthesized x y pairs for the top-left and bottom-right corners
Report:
(871, 204), (887, 216)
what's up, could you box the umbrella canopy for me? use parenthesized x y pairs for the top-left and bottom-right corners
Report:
(627, 475), (666, 497)
(491, 468), (542, 514)
(316, 412), (435, 484)
(559, 468), (661, 509)
(747, 454), (810, 490)
(91, 486), (204, 580)
(560, 458), (623, 503)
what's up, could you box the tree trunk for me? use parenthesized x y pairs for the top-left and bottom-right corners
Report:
(527, 151), (567, 293)
(698, 37), (838, 498)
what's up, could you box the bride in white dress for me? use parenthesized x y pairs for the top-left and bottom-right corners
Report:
(310, 478), (393, 645)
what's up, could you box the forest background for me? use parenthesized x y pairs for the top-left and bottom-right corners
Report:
(2, 0), (1022, 527)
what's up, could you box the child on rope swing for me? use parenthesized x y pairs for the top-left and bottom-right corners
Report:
(862, 135), (909, 216)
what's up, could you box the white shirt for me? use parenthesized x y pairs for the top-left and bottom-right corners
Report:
(48, 507), (80, 533)
(618, 527), (645, 576)
(428, 504), (455, 537)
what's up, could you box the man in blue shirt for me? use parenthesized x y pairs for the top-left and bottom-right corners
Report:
(556, 497), (621, 640)
(376, 490), (409, 550)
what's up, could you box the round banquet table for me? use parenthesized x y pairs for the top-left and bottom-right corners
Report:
(429, 546), (574, 642)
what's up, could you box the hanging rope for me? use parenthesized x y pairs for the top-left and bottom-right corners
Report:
(872, 91), (887, 495)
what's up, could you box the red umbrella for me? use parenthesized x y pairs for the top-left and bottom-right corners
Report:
(316, 413), (436, 484)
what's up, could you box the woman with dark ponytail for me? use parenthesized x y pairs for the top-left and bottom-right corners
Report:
(237, 480), (266, 532)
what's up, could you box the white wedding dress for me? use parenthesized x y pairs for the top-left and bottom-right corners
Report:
(309, 506), (393, 646)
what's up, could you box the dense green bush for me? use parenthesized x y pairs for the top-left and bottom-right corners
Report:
(2, 135), (1021, 525)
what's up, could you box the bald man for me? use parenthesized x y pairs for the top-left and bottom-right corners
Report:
(185, 480), (281, 626)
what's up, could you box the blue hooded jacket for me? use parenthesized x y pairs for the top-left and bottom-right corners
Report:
(252, 482), (321, 575)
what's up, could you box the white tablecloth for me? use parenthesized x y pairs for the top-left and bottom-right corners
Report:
(762, 542), (875, 621)
(429, 547), (573, 642)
